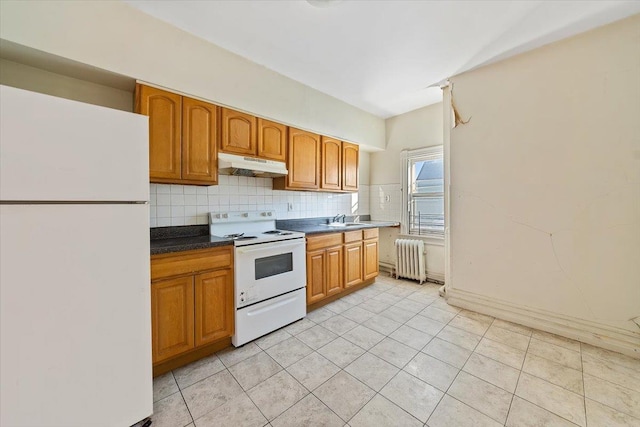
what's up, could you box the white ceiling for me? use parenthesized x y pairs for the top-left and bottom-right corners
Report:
(125, 1), (639, 118)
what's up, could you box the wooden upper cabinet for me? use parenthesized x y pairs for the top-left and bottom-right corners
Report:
(195, 269), (233, 346)
(257, 118), (287, 161)
(342, 142), (359, 191)
(321, 137), (342, 191)
(284, 128), (321, 190)
(136, 85), (182, 181)
(182, 98), (217, 184)
(220, 108), (257, 156)
(151, 276), (195, 364)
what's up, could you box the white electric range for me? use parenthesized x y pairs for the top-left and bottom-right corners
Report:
(210, 211), (307, 346)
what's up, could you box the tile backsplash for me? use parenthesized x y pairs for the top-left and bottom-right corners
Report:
(150, 175), (370, 227)
(369, 183), (403, 222)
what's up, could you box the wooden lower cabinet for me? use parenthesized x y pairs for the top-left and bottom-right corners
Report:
(151, 247), (233, 365)
(306, 245), (343, 304)
(151, 276), (195, 364)
(326, 246), (344, 296)
(306, 249), (326, 304)
(306, 229), (378, 306)
(195, 269), (234, 346)
(363, 239), (379, 280)
(344, 242), (363, 288)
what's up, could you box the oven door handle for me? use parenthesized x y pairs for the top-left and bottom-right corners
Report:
(236, 240), (304, 254)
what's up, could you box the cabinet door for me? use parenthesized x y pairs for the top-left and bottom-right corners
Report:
(342, 142), (359, 192)
(220, 108), (257, 156)
(287, 128), (321, 189)
(325, 245), (344, 296)
(363, 239), (379, 280)
(257, 119), (287, 161)
(306, 249), (326, 304)
(136, 85), (182, 181)
(151, 276), (194, 363)
(344, 242), (363, 288)
(182, 97), (218, 184)
(321, 137), (342, 191)
(195, 269), (234, 346)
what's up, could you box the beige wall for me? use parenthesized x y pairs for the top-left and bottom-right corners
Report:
(0, 0), (384, 150)
(448, 15), (640, 348)
(0, 59), (133, 111)
(359, 151), (370, 186)
(370, 103), (445, 281)
(371, 103), (443, 185)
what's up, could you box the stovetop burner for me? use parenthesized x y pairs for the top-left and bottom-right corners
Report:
(263, 230), (293, 236)
(224, 233), (258, 240)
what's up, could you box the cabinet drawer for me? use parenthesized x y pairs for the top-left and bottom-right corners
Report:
(363, 228), (379, 240)
(343, 230), (363, 243)
(151, 246), (233, 281)
(307, 233), (343, 251)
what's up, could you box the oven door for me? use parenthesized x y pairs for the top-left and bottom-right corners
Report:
(234, 238), (306, 308)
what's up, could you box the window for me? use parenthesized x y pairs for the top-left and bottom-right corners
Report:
(402, 146), (444, 237)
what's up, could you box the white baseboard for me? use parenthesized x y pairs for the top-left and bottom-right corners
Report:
(379, 263), (445, 285)
(446, 288), (640, 359)
(426, 271), (445, 283)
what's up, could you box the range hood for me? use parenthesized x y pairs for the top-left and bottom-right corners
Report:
(218, 152), (288, 177)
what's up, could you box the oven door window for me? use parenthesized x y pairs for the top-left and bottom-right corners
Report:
(255, 252), (293, 280)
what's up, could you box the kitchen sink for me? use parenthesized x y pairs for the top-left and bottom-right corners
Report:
(323, 222), (361, 227)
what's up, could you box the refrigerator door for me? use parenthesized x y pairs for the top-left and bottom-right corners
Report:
(0, 85), (149, 202)
(0, 204), (152, 427)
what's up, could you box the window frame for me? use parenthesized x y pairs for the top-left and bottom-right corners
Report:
(401, 146), (444, 239)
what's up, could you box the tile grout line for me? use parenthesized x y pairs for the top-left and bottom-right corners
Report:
(504, 325), (532, 426)
(174, 368), (196, 426)
(580, 341), (588, 427)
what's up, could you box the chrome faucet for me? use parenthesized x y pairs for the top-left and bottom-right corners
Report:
(332, 214), (346, 223)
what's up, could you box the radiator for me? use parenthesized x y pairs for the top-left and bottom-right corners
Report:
(394, 239), (426, 284)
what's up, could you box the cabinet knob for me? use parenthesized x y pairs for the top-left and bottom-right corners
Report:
(242, 213), (249, 217)
(222, 213), (228, 218)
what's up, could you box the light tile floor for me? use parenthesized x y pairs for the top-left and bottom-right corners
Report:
(151, 276), (640, 427)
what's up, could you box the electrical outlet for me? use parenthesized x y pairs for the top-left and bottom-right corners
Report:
(288, 202), (294, 211)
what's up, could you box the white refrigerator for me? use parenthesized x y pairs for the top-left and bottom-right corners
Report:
(0, 85), (153, 426)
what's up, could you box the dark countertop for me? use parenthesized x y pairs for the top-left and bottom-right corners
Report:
(277, 217), (400, 236)
(149, 217), (400, 254)
(150, 225), (232, 255)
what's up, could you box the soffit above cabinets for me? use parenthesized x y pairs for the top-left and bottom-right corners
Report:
(124, 1), (640, 118)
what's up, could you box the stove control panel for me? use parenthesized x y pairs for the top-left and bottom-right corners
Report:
(238, 287), (259, 305)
